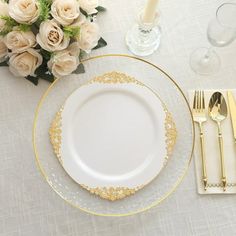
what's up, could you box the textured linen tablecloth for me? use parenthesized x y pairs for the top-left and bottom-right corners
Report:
(1, 0), (236, 235)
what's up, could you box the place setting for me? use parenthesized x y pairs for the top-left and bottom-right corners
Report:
(1, 0), (236, 220)
(188, 2), (236, 195)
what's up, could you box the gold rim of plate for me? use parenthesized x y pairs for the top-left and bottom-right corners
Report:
(33, 54), (195, 217)
(49, 71), (177, 201)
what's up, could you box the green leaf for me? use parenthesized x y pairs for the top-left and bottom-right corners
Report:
(0, 60), (8, 67)
(38, 0), (52, 21)
(95, 6), (106, 12)
(40, 49), (51, 60)
(25, 75), (39, 85)
(80, 8), (88, 17)
(41, 71), (55, 82)
(93, 37), (107, 50)
(0, 16), (18, 36)
(73, 63), (85, 74)
(63, 26), (80, 38)
(35, 61), (55, 83)
(0, 30), (8, 36)
(34, 20), (41, 28)
(18, 24), (31, 32)
(0, 16), (17, 27)
(79, 50), (87, 61)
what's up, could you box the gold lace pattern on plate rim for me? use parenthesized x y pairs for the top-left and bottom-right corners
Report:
(49, 71), (177, 201)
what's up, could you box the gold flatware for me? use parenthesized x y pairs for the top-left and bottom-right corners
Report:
(209, 92), (228, 191)
(227, 91), (236, 143)
(192, 90), (208, 190)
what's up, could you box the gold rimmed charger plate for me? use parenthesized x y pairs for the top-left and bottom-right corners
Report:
(33, 54), (195, 217)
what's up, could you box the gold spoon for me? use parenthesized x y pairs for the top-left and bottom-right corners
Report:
(209, 92), (228, 191)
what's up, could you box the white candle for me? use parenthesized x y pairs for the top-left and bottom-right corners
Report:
(142, 0), (159, 23)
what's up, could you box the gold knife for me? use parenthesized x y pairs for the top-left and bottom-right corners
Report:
(227, 91), (236, 143)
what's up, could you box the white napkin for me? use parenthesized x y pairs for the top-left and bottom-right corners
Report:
(189, 90), (236, 194)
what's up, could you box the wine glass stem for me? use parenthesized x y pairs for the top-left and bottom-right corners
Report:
(200, 47), (216, 66)
(204, 48), (212, 60)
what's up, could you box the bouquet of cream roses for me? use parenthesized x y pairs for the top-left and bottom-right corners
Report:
(0, 0), (107, 85)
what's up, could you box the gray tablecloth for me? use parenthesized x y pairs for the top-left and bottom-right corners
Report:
(1, 0), (236, 235)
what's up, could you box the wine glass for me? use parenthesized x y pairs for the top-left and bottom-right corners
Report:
(190, 3), (236, 75)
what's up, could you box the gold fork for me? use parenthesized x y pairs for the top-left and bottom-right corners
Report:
(192, 91), (208, 190)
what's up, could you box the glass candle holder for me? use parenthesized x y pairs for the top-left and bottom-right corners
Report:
(126, 12), (161, 56)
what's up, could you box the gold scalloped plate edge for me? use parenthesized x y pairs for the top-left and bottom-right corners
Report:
(33, 54), (195, 217)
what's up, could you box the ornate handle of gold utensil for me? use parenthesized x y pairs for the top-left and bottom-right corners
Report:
(199, 124), (207, 190)
(217, 122), (227, 191)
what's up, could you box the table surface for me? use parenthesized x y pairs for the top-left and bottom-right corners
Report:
(1, 0), (236, 235)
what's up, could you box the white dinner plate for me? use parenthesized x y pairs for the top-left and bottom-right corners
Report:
(50, 71), (176, 201)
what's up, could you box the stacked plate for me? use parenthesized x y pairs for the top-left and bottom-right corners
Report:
(33, 55), (194, 216)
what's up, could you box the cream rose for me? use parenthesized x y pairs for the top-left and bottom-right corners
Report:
(0, 37), (8, 63)
(4, 30), (36, 53)
(0, 1), (9, 32)
(9, 0), (39, 24)
(0, 0), (8, 15)
(70, 14), (86, 27)
(77, 22), (99, 52)
(48, 42), (80, 77)
(36, 19), (70, 52)
(9, 48), (42, 77)
(51, 0), (80, 26)
(79, 0), (98, 15)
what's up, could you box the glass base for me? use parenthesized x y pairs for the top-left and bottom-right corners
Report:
(126, 24), (161, 56)
(190, 47), (221, 75)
